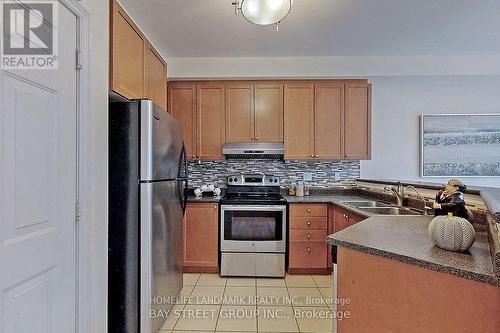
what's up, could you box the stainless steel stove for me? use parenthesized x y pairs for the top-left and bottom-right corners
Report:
(220, 175), (287, 277)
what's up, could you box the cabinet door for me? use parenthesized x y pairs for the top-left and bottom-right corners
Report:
(349, 213), (365, 226)
(145, 43), (167, 110)
(169, 83), (196, 160)
(289, 243), (327, 269)
(255, 83), (283, 142)
(315, 82), (344, 159)
(110, 1), (145, 99)
(284, 83), (315, 159)
(328, 205), (335, 268)
(345, 81), (371, 160)
(225, 84), (254, 142)
(197, 83), (225, 160)
(183, 203), (219, 270)
(333, 206), (350, 233)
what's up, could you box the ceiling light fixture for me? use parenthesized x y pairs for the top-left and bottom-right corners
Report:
(232, 0), (292, 31)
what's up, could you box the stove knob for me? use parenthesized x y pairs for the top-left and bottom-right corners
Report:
(274, 179), (278, 183)
(229, 178), (233, 182)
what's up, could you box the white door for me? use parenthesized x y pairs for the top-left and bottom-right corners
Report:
(0, 3), (78, 333)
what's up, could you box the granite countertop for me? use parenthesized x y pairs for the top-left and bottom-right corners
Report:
(187, 194), (221, 203)
(186, 189), (499, 285)
(327, 215), (500, 287)
(284, 193), (388, 218)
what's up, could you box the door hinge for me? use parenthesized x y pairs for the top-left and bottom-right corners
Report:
(75, 200), (81, 223)
(75, 49), (82, 70)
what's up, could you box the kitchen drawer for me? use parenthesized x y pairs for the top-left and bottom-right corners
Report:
(289, 243), (327, 269)
(290, 229), (327, 242)
(290, 204), (328, 217)
(289, 217), (327, 230)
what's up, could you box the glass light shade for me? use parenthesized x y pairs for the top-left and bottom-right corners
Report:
(240, 0), (292, 25)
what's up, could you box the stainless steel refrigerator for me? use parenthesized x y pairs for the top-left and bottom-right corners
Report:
(109, 100), (188, 333)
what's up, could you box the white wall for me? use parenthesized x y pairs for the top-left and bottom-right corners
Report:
(361, 76), (500, 188)
(78, 0), (108, 332)
(167, 56), (500, 79)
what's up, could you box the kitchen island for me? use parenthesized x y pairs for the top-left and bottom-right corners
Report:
(327, 215), (500, 332)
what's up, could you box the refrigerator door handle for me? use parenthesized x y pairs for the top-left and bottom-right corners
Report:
(182, 178), (188, 214)
(178, 144), (188, 179)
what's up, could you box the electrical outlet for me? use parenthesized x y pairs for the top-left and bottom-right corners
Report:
(334, 172), (341, 181)
(303, 172), (313, 181)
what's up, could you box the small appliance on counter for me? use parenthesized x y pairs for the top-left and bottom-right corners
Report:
(219, 174), (287, 277)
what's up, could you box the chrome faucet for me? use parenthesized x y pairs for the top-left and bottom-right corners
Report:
(385, 181), (405, 206)
(404, 185), (432, 215)
(385, 182), (432, 215)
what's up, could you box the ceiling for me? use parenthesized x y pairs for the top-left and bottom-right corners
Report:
(119, 0), (500, 58)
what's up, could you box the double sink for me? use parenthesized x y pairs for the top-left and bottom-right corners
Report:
(341, 200), (424, 216)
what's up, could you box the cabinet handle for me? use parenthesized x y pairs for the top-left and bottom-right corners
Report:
(307, 247), (311, 253)
(306, 208), (311, 213)
(345, 154), (350, 158)
(255, 137), (258, 140)
(307, 234), (311, 239)
(315, 154), (318, 158)
(311, 154), (314, 158)
(307, 221), (311, 226)
(191, 154), (195, 158)
(196, 155), (200, 158)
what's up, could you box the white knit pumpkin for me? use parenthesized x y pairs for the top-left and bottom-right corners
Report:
(428, 213), (476, 252)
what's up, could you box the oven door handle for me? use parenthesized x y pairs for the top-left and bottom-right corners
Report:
(220, 205), (286, 211)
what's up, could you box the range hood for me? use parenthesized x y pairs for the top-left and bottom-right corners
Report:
(223, 142), (285, 159)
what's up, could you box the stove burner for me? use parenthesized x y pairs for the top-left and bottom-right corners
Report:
(221, 174), (286, 205)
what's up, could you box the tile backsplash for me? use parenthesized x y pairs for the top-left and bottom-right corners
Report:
(188, 159), (360, 188)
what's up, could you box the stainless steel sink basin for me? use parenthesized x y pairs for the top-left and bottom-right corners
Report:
(342, 201), (393, 208)
(359, 207), (423, 216)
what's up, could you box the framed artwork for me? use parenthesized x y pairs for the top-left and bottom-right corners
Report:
(420, 114), (500, 177)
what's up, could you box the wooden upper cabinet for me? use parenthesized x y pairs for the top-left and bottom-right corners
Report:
(284, 83), (315, 159)
(169, 83), (196, 160)
(110, 1), (145, 99)
(145, 43), (167, 110)
(255, 84), (284, 142)
(345, 81), (372, 160)
(315, 83), (344, 159)
(197, 83), (225, 160)
(225, 84), (254, 142)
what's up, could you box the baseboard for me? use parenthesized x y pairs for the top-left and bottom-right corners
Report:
(288, 268), (331, 275)
(183, 266), (219, 273)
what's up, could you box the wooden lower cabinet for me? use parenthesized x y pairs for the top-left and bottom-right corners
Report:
(328, 204), (366, 268)
(289, 243), (327, 269)
(183, 203), (219, 273)
(288, 204), (329, 274)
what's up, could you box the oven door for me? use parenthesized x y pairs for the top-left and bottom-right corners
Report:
(220, 205), (287, 253)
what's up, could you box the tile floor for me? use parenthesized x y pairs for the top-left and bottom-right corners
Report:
(158, 273), (334, 333)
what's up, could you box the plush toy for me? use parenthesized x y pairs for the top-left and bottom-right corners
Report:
(194, 184), (221, 197)
(432, 179), (473, 222)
